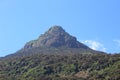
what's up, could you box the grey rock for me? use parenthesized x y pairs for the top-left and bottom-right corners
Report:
(24, 26), (89, 49)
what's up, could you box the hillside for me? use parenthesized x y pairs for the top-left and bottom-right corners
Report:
(0, 26), (120, 80)
(0, 53), (120, 80)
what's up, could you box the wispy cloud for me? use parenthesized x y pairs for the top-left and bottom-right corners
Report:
(113, 40), (120, 47)
(82, 40), (106, 52)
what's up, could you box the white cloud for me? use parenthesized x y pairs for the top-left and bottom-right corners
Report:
(82, 40), (106, 52)
(113, 40), (120, 47)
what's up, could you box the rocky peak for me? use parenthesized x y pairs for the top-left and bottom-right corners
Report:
(24, 26), (89, 49)
(46, 26), (65, 34)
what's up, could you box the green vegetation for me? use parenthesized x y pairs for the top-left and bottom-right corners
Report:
(0, 53), (120, 80)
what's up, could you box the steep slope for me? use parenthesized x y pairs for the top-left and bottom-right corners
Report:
(6, 26), (93, 57)
(24, 26), (89, 49)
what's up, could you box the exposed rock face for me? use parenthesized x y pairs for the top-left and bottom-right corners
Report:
(24, 26), (89, 49)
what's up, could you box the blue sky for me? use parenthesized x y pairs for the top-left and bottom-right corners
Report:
(0, 0), (120, 57)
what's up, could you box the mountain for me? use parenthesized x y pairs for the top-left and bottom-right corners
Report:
(24, 26), (89, 49)
(8, 25), (93, 57)
(0, 26), (120, 80)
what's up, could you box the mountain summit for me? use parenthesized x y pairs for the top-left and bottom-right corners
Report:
(24, 26), (89, 49)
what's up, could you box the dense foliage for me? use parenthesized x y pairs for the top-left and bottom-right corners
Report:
(0, 53), (120, 80)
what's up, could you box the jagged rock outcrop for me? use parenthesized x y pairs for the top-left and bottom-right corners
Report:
(24, 26), (89, 49)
